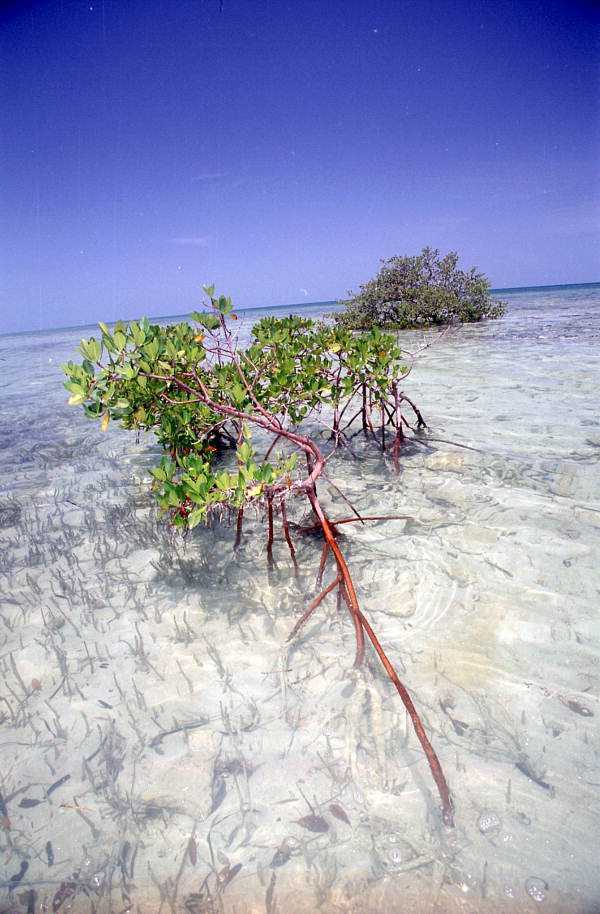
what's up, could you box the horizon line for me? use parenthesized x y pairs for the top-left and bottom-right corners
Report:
(1, 280), (598, 338)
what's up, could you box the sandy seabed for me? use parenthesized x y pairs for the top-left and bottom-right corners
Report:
(1, 287), (599, 913)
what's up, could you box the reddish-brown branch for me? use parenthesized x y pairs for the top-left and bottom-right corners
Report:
(340, 405), (364, 432)
(331, 514), (410, 527)
(392, 383), (406, 473)
(306, 489), (453, 826)
(354, 606), (454, 827)
(392, 429), (403, 474)
(234, 357), (283, 430)
(234, 506), (244, 550)
(332, 405), (340, 445)
(393, 419), (407, 473)
(364, 398), (377, 440)
(286, 574), (342, 642)
(263, 432), (286, 463)
(412, 436), (483, 453)
(266, 494), (275, 568)
(280, 501), (299, 575)
(339, 579), (365, 667)
(380, 399), (397, 426)
(141, 370), (328, 495)
(322, 474), (363, 524)
(335, 393), (356, 427)
(307, 491), (366, 675)
(292, 514), (409, 534)
(399, 392), (427, 429)
(317, 540), (329, 586)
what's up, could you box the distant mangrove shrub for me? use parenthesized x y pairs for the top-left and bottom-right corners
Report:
(334, 247), (506, 330)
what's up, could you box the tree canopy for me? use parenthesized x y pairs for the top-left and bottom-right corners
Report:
(333, 247), (506, 330)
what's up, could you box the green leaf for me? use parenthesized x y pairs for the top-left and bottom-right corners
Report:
(259, 463), (274, 484)
(201, 313), (221, 330)
(217, 295), (233, 314)
(129, 321), (146, 346)
(144, 339), (159, 360)
(190, 310), (220, 330)
(118, 363), (137, 380)
(237, 441), (253, 463)
(230, 382), (246, 406)
(187, 508), (206, 529)
(79, 338), (101, 361)
(64, 380), (83, 395)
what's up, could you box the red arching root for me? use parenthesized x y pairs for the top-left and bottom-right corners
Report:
(287, 491), (454, 827)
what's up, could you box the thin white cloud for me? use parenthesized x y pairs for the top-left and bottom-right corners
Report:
(168, 236), (211, 247)
(191, 171), (226, 181)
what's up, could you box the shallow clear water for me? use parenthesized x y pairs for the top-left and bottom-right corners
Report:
(0, 285), (599, 913)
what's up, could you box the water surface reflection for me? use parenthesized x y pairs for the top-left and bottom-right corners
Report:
(0, 286), (598, 912)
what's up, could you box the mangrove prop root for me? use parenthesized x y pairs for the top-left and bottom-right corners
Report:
(301, 491), (454, 827)
(280, 502), (299, 575)
(317, 540), (329, 585)
(331, 514), (410, 527)
(339, 578), (365, 667)
(355, 605), (454, 827)
(393, 431), (403, 474)
(292, 514), (408, 535)
(266, 495), (275, 567)
(399, 392), (427, 429)
(234, 506), (244, 550)
(286, 574), (342, 642)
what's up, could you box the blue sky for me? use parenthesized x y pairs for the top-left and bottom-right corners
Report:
(1, 0), (598, 333)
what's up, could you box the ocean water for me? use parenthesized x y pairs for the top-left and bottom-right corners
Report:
(0, 283), (599, 913)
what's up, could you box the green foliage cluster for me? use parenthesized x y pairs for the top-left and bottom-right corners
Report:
(62, 287), (409, 529)
(334, 247), (506, 330)
(247, 314), (406, 421)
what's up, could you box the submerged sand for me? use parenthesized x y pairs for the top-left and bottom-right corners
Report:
(1, 289), (599, 912)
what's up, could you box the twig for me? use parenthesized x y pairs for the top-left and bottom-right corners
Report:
(287, 574), (342, 642)
(280, 502), (299, 575)
(266, 494), (275, 568)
